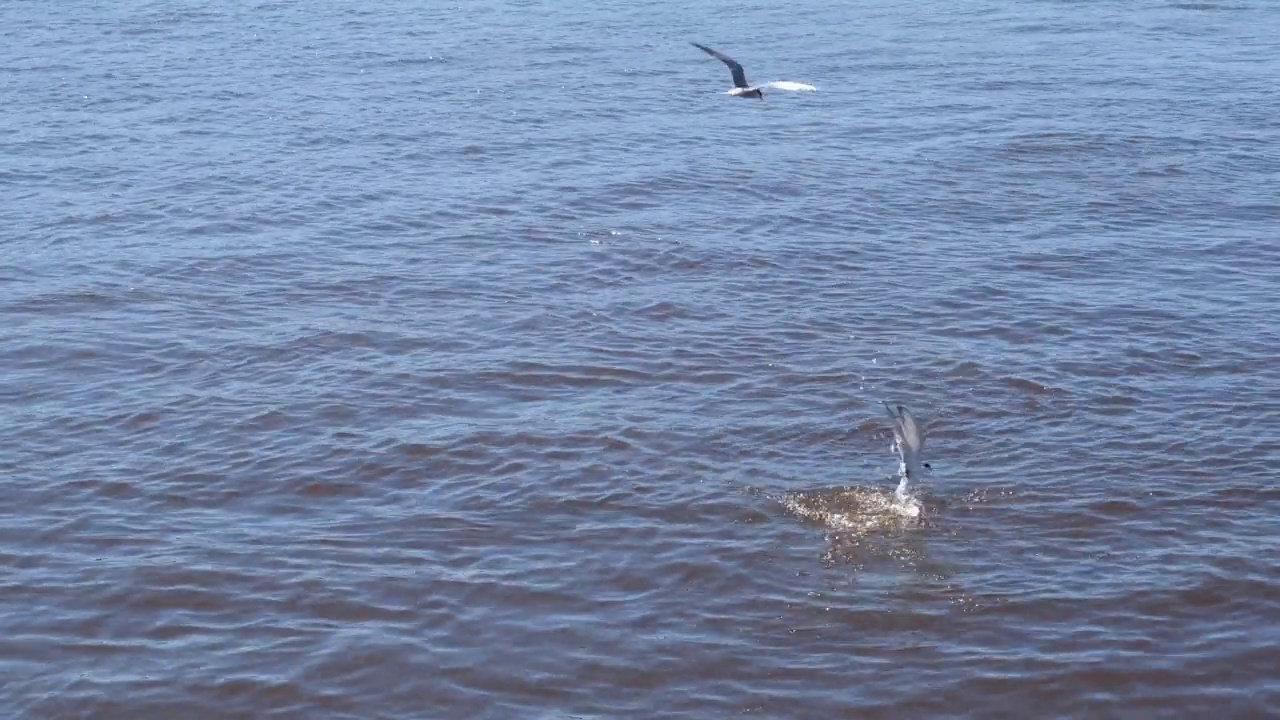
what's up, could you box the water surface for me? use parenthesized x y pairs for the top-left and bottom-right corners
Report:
(3, 0), (1279, 716)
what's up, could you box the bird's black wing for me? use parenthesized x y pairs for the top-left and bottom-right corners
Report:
(692, 43), (749, 88)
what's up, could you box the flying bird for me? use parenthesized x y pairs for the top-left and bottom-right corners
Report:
(691, 43), (817, 99)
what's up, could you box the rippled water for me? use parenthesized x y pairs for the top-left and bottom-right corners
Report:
(3, 0), (1279, 716)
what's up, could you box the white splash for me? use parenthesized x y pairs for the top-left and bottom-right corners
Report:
(776, 402), (929, 532)
(891, 458), (922, 518)
(760, 81), (817, 91)
(776, 486), (912, 534)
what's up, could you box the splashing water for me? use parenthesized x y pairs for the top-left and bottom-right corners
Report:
(776, 402), (927, 533)
(890, 435), (923, 519)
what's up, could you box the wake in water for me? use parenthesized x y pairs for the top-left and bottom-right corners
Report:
(776, 402), (928, 537)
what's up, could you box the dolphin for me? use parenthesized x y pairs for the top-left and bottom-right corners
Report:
(882, 402), (927, 509)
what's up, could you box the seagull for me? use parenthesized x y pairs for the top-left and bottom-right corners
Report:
(691, 43), (817, 99)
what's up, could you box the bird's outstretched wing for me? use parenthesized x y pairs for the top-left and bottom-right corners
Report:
(692, 43), (749, 88)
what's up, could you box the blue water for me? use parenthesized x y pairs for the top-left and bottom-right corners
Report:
(3, 0), (1279, 717)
